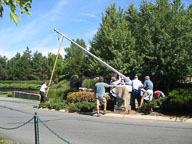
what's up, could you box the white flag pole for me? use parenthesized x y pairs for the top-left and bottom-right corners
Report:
(54, 29), (129, 81)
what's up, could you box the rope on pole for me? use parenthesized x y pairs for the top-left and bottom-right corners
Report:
(46, 35), (64, 97)
(0, 117), (33, 130)
(39, 118), (71, 144)
(54, 29), (129, 81)
(34, 112), (40, 144)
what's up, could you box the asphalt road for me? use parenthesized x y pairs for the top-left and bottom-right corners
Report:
(0, 97), (192, 144)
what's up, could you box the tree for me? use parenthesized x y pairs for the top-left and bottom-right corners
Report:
(6, 47), (33, 80)
(183, 3), (192, 77)
(18, 47), (33, 80)
(47, 53), (64, 82)
(130, 0), (192, 91)
(89, 3), (136, 79)
(63, 38), (87, 78)
(0, 55), (7, 80)
(31, 51), (49, 80)
(0, 0), (32, 25)
(6, 52), (21, 80)
(125, 3), (144, 76)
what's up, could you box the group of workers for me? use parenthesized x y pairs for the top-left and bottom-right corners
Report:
(39, 74), (164, 117)
(94, 75), (165, 117)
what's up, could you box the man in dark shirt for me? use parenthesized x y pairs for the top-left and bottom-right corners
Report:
(139, 76), (154, 108)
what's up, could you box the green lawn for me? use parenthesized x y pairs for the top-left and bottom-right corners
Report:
(0, 135), (18, 144)
(0, 91), (11, 97)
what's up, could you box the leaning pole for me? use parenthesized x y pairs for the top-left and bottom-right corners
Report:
(54, 29), (129, 81)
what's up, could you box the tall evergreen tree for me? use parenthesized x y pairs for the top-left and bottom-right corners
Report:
(6, 53), (21, 80)
(63, 38), (87, 78)
(0, 55), (7, 80)
(19, 47), (33, 80)
(89, 3), (136, 79)
(31, 51), (49, 80)
(47, 53), (64, 82)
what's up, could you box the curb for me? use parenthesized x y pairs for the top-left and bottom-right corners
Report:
(39, 108), (192, 123)
(102, 112), (192, 123)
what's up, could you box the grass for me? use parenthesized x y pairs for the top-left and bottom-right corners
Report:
(0, 91), (11, 97)
(0, 135), (18, 144)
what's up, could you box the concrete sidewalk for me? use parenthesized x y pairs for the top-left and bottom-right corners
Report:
(102, 111), (192, 123)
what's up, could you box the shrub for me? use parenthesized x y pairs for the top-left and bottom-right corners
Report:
(67, 92), (95, 103)
(67, 91), (111, 103)
(57, 80), (71, 89)
(48, 89), (65, 99)
(140, 100), (157, 114)
(0, 83), (41, 90)
(38, 98), (67, 110)
(61, 88), (78, 100)
(69, 102), (96, 113)
(82, 79), (98, 89)
(47, 80), (74, 100)
(162, 88), (192, 112)
(48, 87), (78, 100)
(38, 102), (49, 109)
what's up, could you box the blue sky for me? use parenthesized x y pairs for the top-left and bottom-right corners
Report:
(0, 0), (191, 59)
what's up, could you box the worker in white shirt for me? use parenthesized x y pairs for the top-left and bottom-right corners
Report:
(40, 81), (52, 103)
(131, 75), (143, 110)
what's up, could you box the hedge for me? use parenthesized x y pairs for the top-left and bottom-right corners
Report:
(162, 88), (192, 112)
(82, 79), (98, 89)
(68, 101), (96, 113)
(66, 91), (110, 103)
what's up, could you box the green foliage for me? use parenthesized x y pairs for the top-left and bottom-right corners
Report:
(48, 98), (67, 110)
(0, 135), (6, 140)
(63, 39), (88, 78)
(61, 88), (78, 100)
(0, 80), (44, 84)
(0, 0), (191, 95)
(47, 53), (64, 81)
(47, 80), (75, 100)
(31, 51), (49, 80)
(0, 0), (32, 25)
(162, 88), (192, 112)
(67, 92), (95, 103)
(0, 81), (42, 90)
(88, 0), (192, 92)
(89, 3), (137, 78)
(57, 80), (71, 89)
(39, 97), (95, 112)
(140, 101), (156, 113)
(139, 97), (167, 114)
(0, 56), (7, 80)
(0, 135), (17, 144)
(48, 88), (72, 100)
(82, 79), (98, 89)
(69, 102), (96, 113)
(67, 91), (110, 104)
(2, 47), (64, 81)
(39, 98), (67, 110)
(0, 91), (12, 97)
(6, 48), (35, 80)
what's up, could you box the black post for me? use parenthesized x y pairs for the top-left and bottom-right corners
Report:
(34, 112), (39, 144)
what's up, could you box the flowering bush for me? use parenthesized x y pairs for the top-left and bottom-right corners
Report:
(67, 91), (110, 103)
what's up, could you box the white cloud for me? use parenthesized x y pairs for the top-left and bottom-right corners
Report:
(0, 0), (71, 59)
(81, 13), (99, 19)
(84, 29), (98, 38)
(50, 0), (69, 14)
(72, 19), (89, 23)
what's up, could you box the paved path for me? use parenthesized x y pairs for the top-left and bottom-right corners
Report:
(0, 97), (192, 144)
